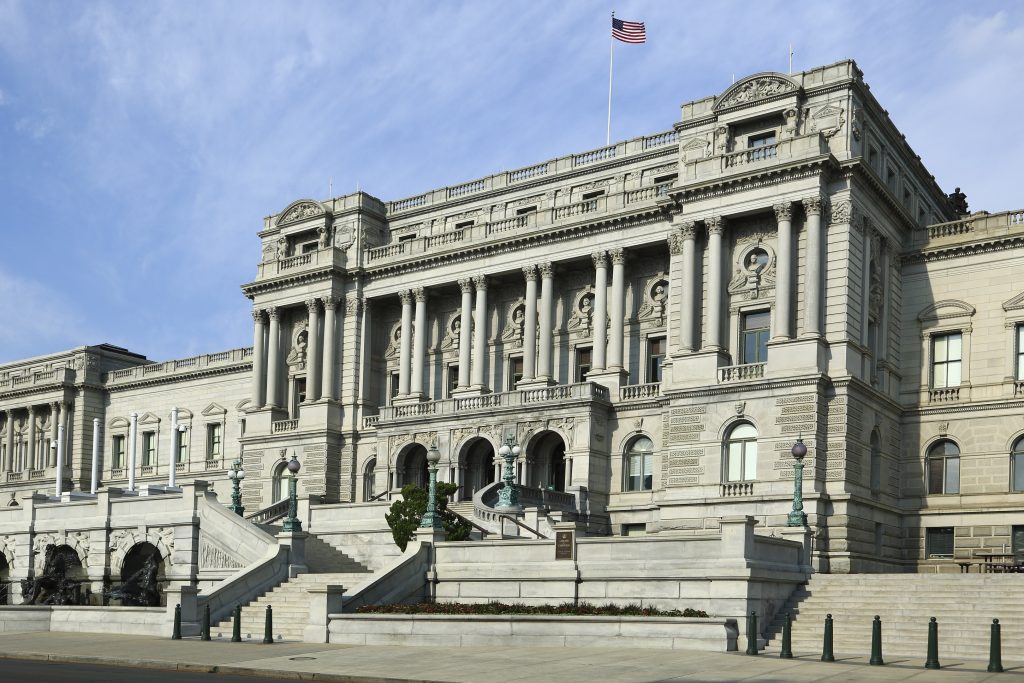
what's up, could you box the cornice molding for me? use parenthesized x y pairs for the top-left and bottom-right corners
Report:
(103, 362), (252, 393)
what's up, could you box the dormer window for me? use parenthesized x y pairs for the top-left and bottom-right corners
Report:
(748, 132), (776, 161)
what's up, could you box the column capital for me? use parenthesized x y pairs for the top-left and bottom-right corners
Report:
(473, 274), (488, 291)
(522, 265), (538, 282)
(609, 247), (625, 265)
(539, 261), (554, 278)
(322, 295), (339, 310)
(305, 298), (319, 315)
(458, 278), (474, 293)
(252, 309), (265, 324)
(802, 195), (825, 216)
(679, 220), (697, 240)
(27, 404), (35, 415)
(398, 289), (413, 306)
(591, 251), (608, 269)
(773, 202), (793, 222)
(345, 294), (361, 315)
(267, 306), (280, 321)
(413, 287), (427, 303)
(706, 216), (725, 236)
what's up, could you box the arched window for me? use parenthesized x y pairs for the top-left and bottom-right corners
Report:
(724, 423), (758, 482)
(927, 440), (960, 495)
(271, 461), (288, 502)
(869, 430), (882, 492)
(362, 457), (377, 501)
(624, 436), (654, 491)
(1012, 438), (1024, 493)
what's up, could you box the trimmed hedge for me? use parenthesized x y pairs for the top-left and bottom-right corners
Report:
(355, 601), (709, 618)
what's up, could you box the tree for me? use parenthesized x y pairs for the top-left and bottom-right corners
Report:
(384, 482), (472, 551)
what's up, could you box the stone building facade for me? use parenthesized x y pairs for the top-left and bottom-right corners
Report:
(1, 59), (1019, 573)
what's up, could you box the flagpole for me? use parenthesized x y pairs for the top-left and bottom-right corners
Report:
(607, 11), (614, 146)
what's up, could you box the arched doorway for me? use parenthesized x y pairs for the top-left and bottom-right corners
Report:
(461, 437), (495, 498)
(0, 554), (9, 605)
(116, 542), (165, 607)
(362, 457), (377, 501)
(398, 444), (429, 488)
(24, 545), (86, 605)
(529, 431), (567, 491)
(271, 460), (288, 502)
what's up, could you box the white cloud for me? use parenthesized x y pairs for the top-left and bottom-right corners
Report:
(0, 268), (96, 363)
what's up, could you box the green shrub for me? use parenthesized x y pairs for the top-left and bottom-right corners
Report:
(384, 482), (472, 551)
(355, 601), (710, 618)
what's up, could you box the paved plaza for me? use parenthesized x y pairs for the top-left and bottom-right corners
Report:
(0, 632), (1021, 682)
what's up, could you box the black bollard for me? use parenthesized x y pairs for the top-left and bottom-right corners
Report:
(821, 613), (835, 662)
(262, 605), (274, 644)
(988, 619), (1003, 673)
(745, 611), (759, 655)
(200, 604), (211, 641)
(779, 612), (793, 659)
(231, 605), (242, 643)
(171, 603), (182, 640)
(869, 615), (884, 666)
(925, 617), (940, 670)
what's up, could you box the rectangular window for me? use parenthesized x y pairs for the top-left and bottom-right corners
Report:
(141, 432), (155, 467)
(207, 424), (221, 459)
(927, 455), (960, 495)
(446, 365), (459, 398)
(932, 332), (962, 388)
(1014, 452), (1024, 492)
(112, 436), (125, 469)
(508, 356), (524, 388)
(397, 233), (417, 243)
(741, 311), (770, 364)
(647, 337), (666, 383)
(455, 220), (474, 231)
(515, 206), (537, 216)
(575, 347), (593, 382)
(925, 527), (954, 558)
(748, 132), (777, 160)
(1013, 526), (1024, 564)
(874, 523), (884, 555)
(1017, 325), (1024, 380)
(581, 190), (604, 201)
(177, 429), (188, 464)
(389, 371), (400, 404)
(300, 241), (318, 254)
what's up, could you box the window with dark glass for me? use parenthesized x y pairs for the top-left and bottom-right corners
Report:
(446, 365), (459, 398)
(741, 311), (770, 364)
(647, 337), (666, 383)
(927, 440), (960, 495)
(925, 527), (954, 558)
(625, 436), (654, 491)
(141, 432), (155, 466)
(1012, 438), (1024, 493)
(932, 332), (962, 388)
(389, 371), (400, 403)
(112, 435), (125, 469)
(724, 423), (758, 482)
(177, 428), (188, 464)
(748, 132), (777, 160)
(575, 347), (592, 382)
(207, 423), (222, 459)
(870, 430), (882, 492)
(1016, 325), (1024, 380)
(300, 241), (318, 254)
(509, 356), (524, 388)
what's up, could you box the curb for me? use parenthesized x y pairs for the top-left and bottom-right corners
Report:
(0, 652), (450, 683)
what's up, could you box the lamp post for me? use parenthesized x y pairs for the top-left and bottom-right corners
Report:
(495, 435), (522, 512)
(787, 435), (808, 527)
(226, 457), (246, 516)
(282, 453), (302, 532)
(419, 442), (443, 529)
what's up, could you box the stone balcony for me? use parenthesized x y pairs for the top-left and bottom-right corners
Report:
(103, 347), (253, 387)
(0, 367), (75, 393)
(684, 131), (830, 184)
(253, 245), (347, 282)
(911, 208), (1024, 253)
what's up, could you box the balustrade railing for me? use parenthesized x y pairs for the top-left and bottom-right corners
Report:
(643, 130), (678, 149)
(271, 419), (299, 433)
(102, 347), (252, 384)
(619, 383), (661, 401)
(205, 459), (222, 470)
(724, 144), (778, 168)
(424, 230), (465, 248)
(573, 145), (616, 167)
(721, 482), (755, 497)
(362, 415), (380, 429)
(389, 194), (427, 213)
(447, 179), (485, 198)
(367, 242), (407, 262)
(507, 162), (549, 183)
(278, 253), (312, 270)
(929, 387), (960, 403)
(245, 499), (289, 524)
(454, 394), (502, 411)
(552, 199), (599, 221)
(486, 215), (528, 236)
(718, 363), (766, 383)
(140, 465), (156, 476)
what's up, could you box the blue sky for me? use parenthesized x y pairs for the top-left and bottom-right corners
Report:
(0, 1), (1021, 364)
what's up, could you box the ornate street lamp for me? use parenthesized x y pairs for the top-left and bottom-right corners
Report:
(419, 442), (443, 530)
(226, 457), (246, 516)
(786, 435), (808, 527)
(282, 453), (303, 532)
(495, 435), (522, 512)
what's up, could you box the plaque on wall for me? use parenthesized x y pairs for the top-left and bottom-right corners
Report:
(555, 531), (574, 560)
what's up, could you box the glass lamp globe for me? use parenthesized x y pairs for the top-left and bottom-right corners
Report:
(287, 454), (301, 474)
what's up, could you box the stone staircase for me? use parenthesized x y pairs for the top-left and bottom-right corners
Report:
(448, 501), (475, 519)
(212, 531), (373, 641)
(764, 573), (1024, 660)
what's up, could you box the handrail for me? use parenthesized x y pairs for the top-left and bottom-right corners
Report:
(368, 490), (389, 501)
(448, 509), (490, 538)
(245, 498), (289, 524)
(496, 513), (547, 539)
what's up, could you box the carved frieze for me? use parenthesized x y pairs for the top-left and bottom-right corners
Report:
(717, 76), (797, 109)
(279, 201), (324, 225)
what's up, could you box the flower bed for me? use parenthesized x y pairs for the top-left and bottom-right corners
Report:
(355, 601), (709, 618)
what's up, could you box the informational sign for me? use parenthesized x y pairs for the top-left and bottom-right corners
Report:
(555, 530), (574, 560)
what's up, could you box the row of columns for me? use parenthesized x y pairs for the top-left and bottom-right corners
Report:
(251, 296), (341, 409)
(673, 196), (824, 352)
(1, 402), (69, 474)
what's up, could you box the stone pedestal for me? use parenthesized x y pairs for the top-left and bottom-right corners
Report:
(304, 583), (345, 643)
(451, 386), (487, 398)
(278, 530), (308, 577)
(298, 400), (344, 429)
(166, 585), (200, 638)
(245, 406), (288, 435)
(667, 350), (730, 389)
(585, 368), (628, 397)
(779, 526), (814, 574)
(766, 337), (828, 375)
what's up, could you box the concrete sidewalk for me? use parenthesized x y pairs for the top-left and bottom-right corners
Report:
(0, 631), (1021, 682)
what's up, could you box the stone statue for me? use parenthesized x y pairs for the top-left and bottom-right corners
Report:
(105, 555), (161, 607)
(21, 544), (85, 605)
(949, 187), (969, 215)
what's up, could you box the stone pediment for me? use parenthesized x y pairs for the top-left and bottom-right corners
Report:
(138, 411), (161, 426)
(201, 402), (227, 417)
(276, 199), (326, 227)
(108, 416), (130, 430)
(917, 300), (976, 323)
(1003, 291), (1024, 312)
(714, 73), (799, 111)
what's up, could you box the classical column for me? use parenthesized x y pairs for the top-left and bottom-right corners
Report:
(398, 290), (413, 396)
(537, 262), (554, 381)
(773, 202), (794, 340)
(251, 309), (266, 408)
(457, 279), (473, 389)
(471, 275), (488, 389)
(803, 196), (824, 337)
(411, 287), (427, 397)
(266, 307), (281, 408)
(59, 401), (69, 467)
(357, 297), (371, 403)
(55, 421), (65, 497)
(49, 402), (59, 468)
(679, 222), (698, 352)
(592, 251), (609, 372)
(706, 216), (726, 351)
(306, 298), (322, 401)
(168, 407), (179, 488)
(27, 405), (36, 471)
(90, 417), (100, 494)
(128, 411), (138, 492)
(3, 410), (13, 473)
(522, 266), (538, 383)
(608, 248), (626, 370)
(322, 296), (338, 401)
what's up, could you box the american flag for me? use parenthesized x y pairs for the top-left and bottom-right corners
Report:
(612, 17), (645, 44)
